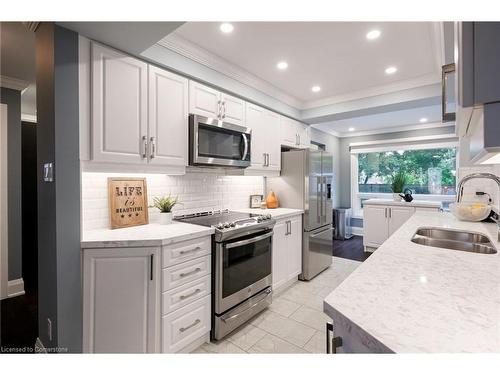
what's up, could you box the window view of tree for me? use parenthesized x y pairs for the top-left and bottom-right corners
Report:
(358, 148), (457, 195)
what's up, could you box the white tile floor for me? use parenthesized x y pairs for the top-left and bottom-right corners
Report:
(193, 256), (361, 354)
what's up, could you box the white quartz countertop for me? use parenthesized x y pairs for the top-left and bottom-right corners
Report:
(82, 222), (214, 249)
(234, 208), (304, 220)
(363, 198), (442, 208)
(324, 212), (500, 353)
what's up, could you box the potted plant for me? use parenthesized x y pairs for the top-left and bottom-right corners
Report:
(390, 171), (407, 202)
(151, 195), (179, 225)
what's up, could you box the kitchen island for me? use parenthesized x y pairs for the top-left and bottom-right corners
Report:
(324, 211), (500, 353)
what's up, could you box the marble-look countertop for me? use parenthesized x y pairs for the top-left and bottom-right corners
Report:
(324, 212), (500, 353)
(363, 198), (442, 208)
(234, 208), (304, 220)
(82, 222), (214, 249)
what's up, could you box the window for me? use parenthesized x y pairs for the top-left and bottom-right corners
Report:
(351, 146), (457, 217)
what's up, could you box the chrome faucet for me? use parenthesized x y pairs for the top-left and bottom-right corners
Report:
(456, 172), (500, 241)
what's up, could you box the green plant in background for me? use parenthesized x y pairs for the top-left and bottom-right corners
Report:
(151, 195), (179, 213)
(390, 171), (408, 193)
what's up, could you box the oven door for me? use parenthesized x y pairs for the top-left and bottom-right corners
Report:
(215, 230), (272, 314)
(189, 114), (251, 168)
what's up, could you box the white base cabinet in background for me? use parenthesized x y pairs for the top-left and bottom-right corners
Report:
(83, 235), (212, 353)
(272, 214), (303, 292)
(363, 202), (441, 251)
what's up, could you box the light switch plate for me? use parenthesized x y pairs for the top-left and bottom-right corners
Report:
(43, 162), (54, 182)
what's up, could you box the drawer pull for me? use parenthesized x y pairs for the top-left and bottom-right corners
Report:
(179, 267), (201, 278)
(179, 319), (201, 333)
(179, 246), (201, 255)
(179, 288), (201, 300)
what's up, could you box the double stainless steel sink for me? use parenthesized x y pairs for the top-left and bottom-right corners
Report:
(411, 227), (497, 254)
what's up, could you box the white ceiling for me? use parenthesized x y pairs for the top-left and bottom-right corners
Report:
(312, 104), (443, 137)
(174, 22), (442, 104)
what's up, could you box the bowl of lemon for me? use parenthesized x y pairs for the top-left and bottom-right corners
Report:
(449, 202), (492, 222)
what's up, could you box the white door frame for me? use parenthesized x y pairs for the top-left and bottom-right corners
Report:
(0, 103), (9, 300)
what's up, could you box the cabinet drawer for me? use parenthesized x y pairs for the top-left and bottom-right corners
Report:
(162, 255), (211, 291)
(162, 275), (211, 315)
(162, 236), (211, 267)
(162, 295), (211, 353)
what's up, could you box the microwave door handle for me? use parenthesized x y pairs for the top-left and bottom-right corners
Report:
(241, 133), (249, 160)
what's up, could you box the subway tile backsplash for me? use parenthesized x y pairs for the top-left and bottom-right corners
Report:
(82, 171), (264, 231)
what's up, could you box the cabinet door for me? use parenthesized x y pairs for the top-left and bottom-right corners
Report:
(280, 116), (298, 147)
(265, 110), (282, 171)
(363, 205), (389, 247)
(246, 103), (266, 168)
(287, 216), (303, 280)
(148, 66), (189, 166)
(388, 206), (415, 236)
(272, 221), (288, 290)
(92, 43), (148, 164)
(83, 247), (160, 353)
(189, 81), (220, 118)
(221, 93), (245, 126)
(298, 124), (310, 148)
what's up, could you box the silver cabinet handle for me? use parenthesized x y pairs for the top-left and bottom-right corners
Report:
(179, 319), (201, 333)
(179, 246), (201, 255)
(142, 136), (148, 159)
(326, 322), (343, 354)
(263, 153), (267, 167)
(217, 100), (222, 119)
(179, 267), (201, 278)
(149, 136), (155, 159)
(179, 288), (201, 300)
(389, 208), (392, 218)
(222, 101), (226, 119)
(266, 153), (270, 166)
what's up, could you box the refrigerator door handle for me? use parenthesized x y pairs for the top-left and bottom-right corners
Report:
(317, 176), (321, 223)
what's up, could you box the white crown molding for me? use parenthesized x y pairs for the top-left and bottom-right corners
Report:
(0, 75), (30, 91)
(314, 121), (454, 138)
(158, 33), (303, 109)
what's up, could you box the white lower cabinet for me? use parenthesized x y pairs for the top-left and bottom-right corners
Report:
(83, 247), (160, 353)
(363, 203), (440, 250)
(82, 235), (212, 353)
(272, 214), (303, 291)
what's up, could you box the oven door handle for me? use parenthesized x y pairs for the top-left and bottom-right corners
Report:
(225, 231), (273, 249)
(241, 133), (249, 161)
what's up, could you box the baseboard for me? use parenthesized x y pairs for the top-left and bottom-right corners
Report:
(351, 227), (364, 236)
(7, 278), (25, 298)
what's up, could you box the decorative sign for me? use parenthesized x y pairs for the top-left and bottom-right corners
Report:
(108, 178), (149, 229)
(250, 194), (263, 208)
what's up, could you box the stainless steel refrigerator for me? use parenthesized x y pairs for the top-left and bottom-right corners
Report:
(267, 149), (333, 280)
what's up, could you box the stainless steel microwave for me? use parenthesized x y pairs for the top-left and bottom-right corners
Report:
(189, 114), (251, 168)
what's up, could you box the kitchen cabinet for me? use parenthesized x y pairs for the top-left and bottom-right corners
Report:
(281, 116), (310, 148)
(363, 201), (441, 251)
(83, 246), (160, 353)
(246, 103), (281, 172)
(148, 65), (189, 167)
(272, 214), (303, 292)
(88, 42), (188, 172)
(91, 42), (148, 165)
(189, 81), (245, 126)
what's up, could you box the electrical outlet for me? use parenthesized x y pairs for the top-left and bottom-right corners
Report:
(47, 318), (52, 341)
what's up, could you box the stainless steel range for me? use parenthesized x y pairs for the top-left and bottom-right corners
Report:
(175, 210), (275, 340)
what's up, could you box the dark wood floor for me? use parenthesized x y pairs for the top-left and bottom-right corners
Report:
(333, 235), (371, 262)
(0, 293), (38, 352)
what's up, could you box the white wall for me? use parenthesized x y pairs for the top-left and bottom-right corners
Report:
(82, 171), (264, 231)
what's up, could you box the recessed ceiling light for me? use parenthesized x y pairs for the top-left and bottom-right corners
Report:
(276, 61), (288, 70)
(219, 23), (234, 34)
(311, 85), (321, 93)
(366, 29), (381, 40)
(385, 66), (397, 75)
(348, 127), (355, 132)
(419, 117), (428, 123)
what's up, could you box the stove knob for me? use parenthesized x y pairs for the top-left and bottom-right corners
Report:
(230, 222), (236, 227)
(223, 222), (231, 228)
(216, 223), (224, 230)
(266, 214), (272, 220)
(256, 216), (262, 223)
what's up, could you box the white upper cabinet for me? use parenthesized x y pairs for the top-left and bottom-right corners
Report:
(280, 116), (309, 148)
(189, 81), (220, 118)
(245, 103), (281, 172)
(189, 82), (246, 126)
(220, 92), (246, 126)
(148, 66), (189, 167)
(92, 42), (148, 164)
